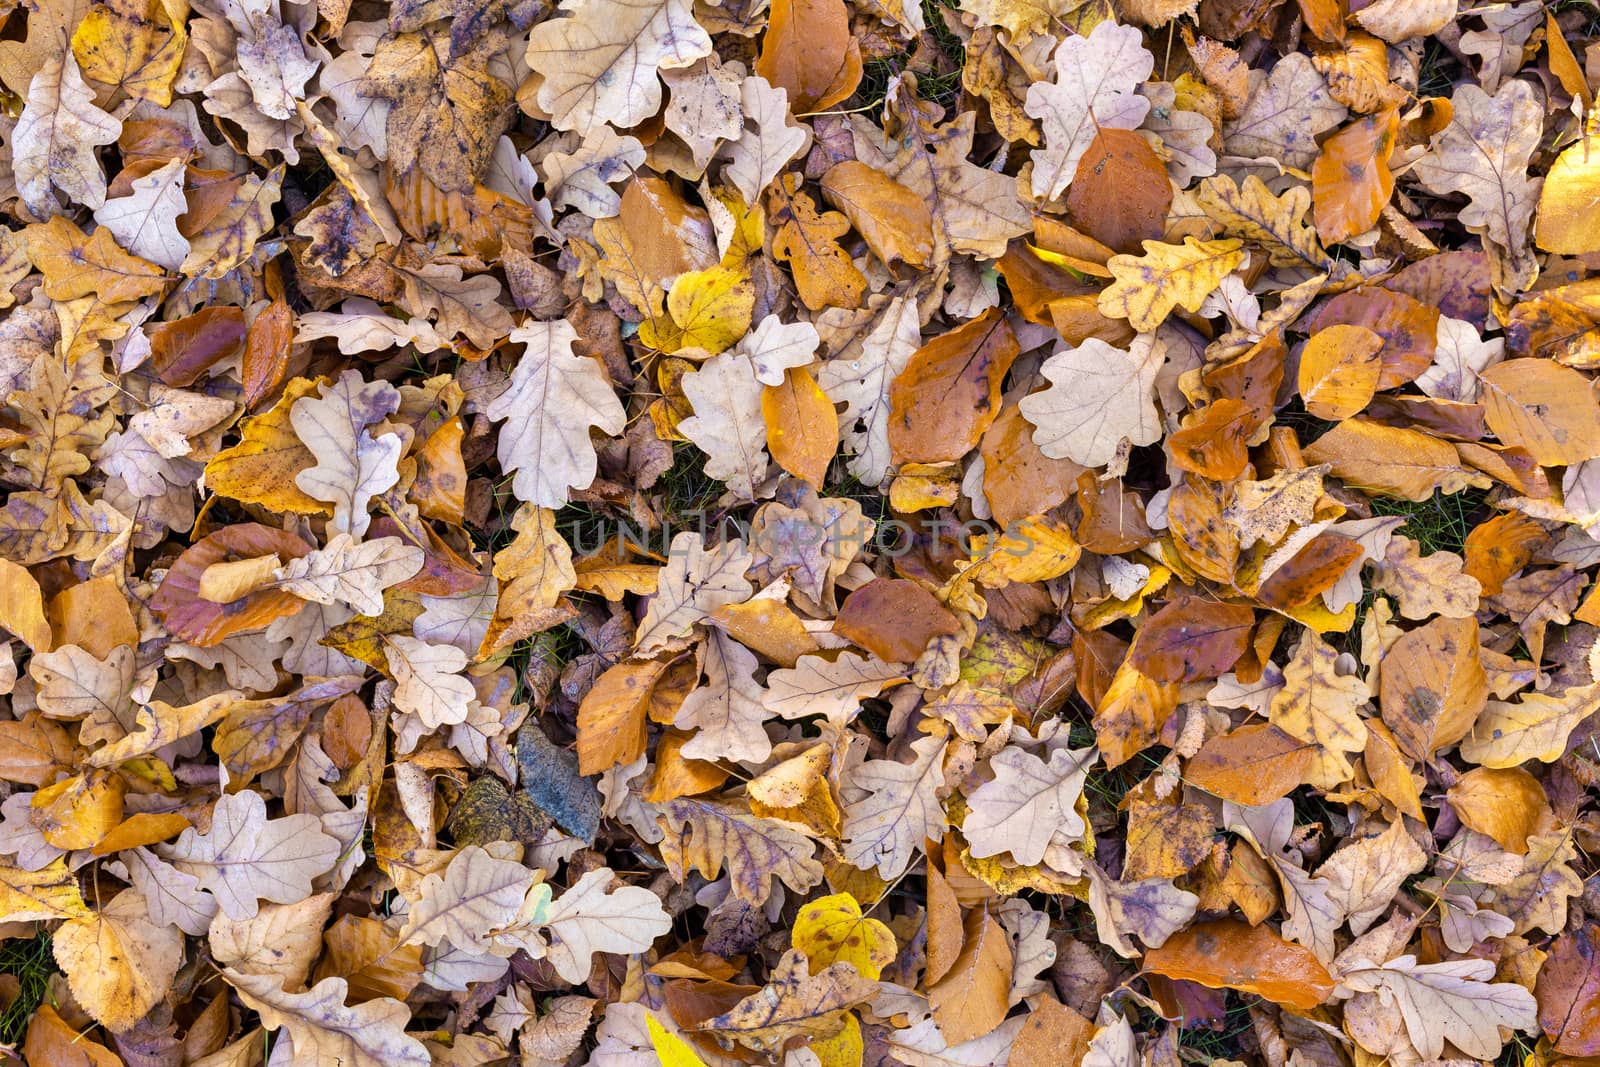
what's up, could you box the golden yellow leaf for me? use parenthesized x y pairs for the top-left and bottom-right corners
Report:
(1097, 237), (1246, 332)
(204, 377), (334, 516)
(793, 892), (897, 979)
(639, 262), (755, 354)
(1535, 138), (1600, 255)
(0, 558), (52, 652)
(1298, 324), (1384, 419)
(763, 367), (838, 489)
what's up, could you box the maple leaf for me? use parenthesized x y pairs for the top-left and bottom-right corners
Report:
(364, 27), (512, 192)
(483, 319), (626, 510)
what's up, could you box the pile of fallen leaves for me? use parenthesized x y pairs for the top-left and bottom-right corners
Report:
(4, 0), (1600, 1061)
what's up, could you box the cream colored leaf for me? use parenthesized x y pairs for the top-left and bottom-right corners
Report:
(294, 299), (450, 355)
(1353, 0), (1456, 42)
(484, 319), (626, 510)
(1083, 862), (1199, 959)
(276, 534), (424, 616)
(397, 264), (515, 349)
(1316, 819), (1427, 935)
(542, 128), (645, 218)
(679, 350), (770, 502)
(167, 789), (341, 920)
(1223, 52), (1346, 170)
(386, 634), (476, 729)
(1019, 335), (1164, 468)
(524, 0), (712, 135)
(676, 627), (771, 764)
(1226, 799), (1341, 962)
(818, 299), (920, 485)
(209, 892), (335, 990)
(722, 74), (810, 206)
(224, 0), (320, 120)
(635, 532), (753, 654)
(502, 867), (672, 983)
(223, 970), (431, 1067)
(1416, 315), (1502, 402)
(961, 745), (1092, 866)
(661, 58), (743, 170)
(290, 370), (404, 539)
(738, 314), (819, 387)
(92, 159), (191, 271)
(842, 731), (946, 879)
(1410, 81), (1542, 291)
(764, 651), (907, 725)
(13, 51), (121, 216)
(399, 845), (535, 951)
(1024, 20), (1152, 200)
(54, 888), (182, 1032)
(1269, 631), (1369, 788)
(30, 643), (133, 732)
(1336, 956), (1537, 1060)
(124, 846), (217, 936)
(1459, 681), (1600, 767)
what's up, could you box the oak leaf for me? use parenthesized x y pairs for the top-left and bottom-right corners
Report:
(291, 370), (404, 539)
(657, 797), (824, 904)
(167, 789), (342, 920)
(1411, 80), (1542, 293)
(224, 970), (431, 1067)
(1024, 20), (1153, 200)
(1098, 238), (1245, 333)
(484, 319), (627, 510)
(503, 867), (673, 983)
(523, 0), (712, 135)
(701, 948), (875, 1051)
(961, 746), (1091, 867)
(1019, 335), (1164, 468)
